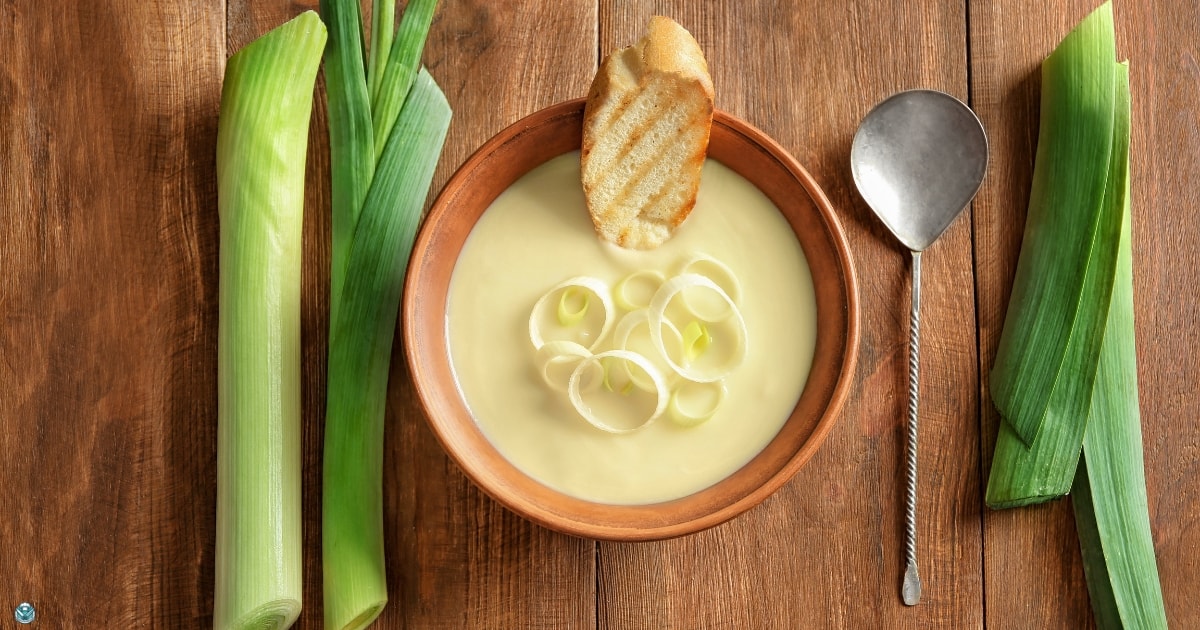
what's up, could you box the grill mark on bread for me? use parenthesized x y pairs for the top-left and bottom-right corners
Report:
(590, 90), (678, 214)
(587, 97), (708, 247)
(598, 120), (680, 227)
(583, 86), (664, 193)
(597, 102), (705, 224)
(586, 47), (642, 134)
(585, 88), (639, 157)
(638, 174), (683, 227)
(600, 97), (664, 183)
(623, 125), (703, 226)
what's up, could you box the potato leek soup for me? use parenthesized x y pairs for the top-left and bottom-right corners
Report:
(446, 152), (816, 505)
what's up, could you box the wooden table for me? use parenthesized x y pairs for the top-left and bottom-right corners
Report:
(3, 1), (1196, 627)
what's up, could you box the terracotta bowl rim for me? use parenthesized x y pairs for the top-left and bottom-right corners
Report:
(404, 98), (859, 541)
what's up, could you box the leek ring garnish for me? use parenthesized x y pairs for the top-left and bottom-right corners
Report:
(648, 274), (747, 383)
(534, 340), (592, 392)
(557, 287), (589, 326)
(612, 308), (683, 390)
(567, 350), (668, 434)
(600, 356), (639, 395)
(678, 253), (742, 314)
(529, 276), (615, 351)
(601, 356), (618, 392)
(613, 269), (667, 311)
(669, 380), (727, 427)
(530, 255), (743, 433)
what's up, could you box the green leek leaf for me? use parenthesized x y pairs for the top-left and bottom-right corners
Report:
(986, 63), (1127, 505)
(320, 0), (447, 625)
(989, 2), (1119, 446)
(320, 0), (375, 320)
(984, 7), (1167, 624)
(986, 2), (1126, 508)
(367, 0), (395, 107)
(1071, 64), (1168, 630)
(369, 0), (438, 161)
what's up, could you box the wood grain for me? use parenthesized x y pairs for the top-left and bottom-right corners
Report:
(596, 1), (982, 628)
(1120, 3), (1200, 627)
(0, 0), (224, 626)
(2, 0), (1196, 627)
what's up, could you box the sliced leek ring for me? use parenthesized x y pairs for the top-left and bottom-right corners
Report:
(678, 253), (742, 311)
(669, 380), (727, 427)
(612, 308), (683, 390)
(613, 269), (667, 311)
(567, 350), (668, 434)
(648, 274), (747, 383)
(534, 340), (592, 392)
(528, 276), (615, 351)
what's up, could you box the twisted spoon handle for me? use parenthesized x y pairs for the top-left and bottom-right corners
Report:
(902, 250), (922, 606)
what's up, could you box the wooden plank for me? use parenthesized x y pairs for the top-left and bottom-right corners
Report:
(1121, 4), (1200, 627)
(595, 2), (982, 628)
(970, 3), (1096, 626)
(226, 1), (599, 627)
(0, 0), (225, 627)
(971, 0), (1200, 627)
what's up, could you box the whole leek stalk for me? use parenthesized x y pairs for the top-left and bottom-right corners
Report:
(319, 1), (450, 628)
(214, 11), (326, 630)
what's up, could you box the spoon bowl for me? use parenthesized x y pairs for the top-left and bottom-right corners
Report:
(851, 89), (988, 251)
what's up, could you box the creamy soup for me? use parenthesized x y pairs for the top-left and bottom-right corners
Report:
(446, 152), (816, 505)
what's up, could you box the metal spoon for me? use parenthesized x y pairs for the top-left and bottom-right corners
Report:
(850, 89), (988, 606)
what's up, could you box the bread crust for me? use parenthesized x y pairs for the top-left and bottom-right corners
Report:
(581, 16), (714, 250)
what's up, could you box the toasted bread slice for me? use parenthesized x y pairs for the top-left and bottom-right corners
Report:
(581, 16), (714, 249)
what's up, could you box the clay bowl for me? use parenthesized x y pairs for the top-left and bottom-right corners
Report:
(404, 99), (858, 541)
